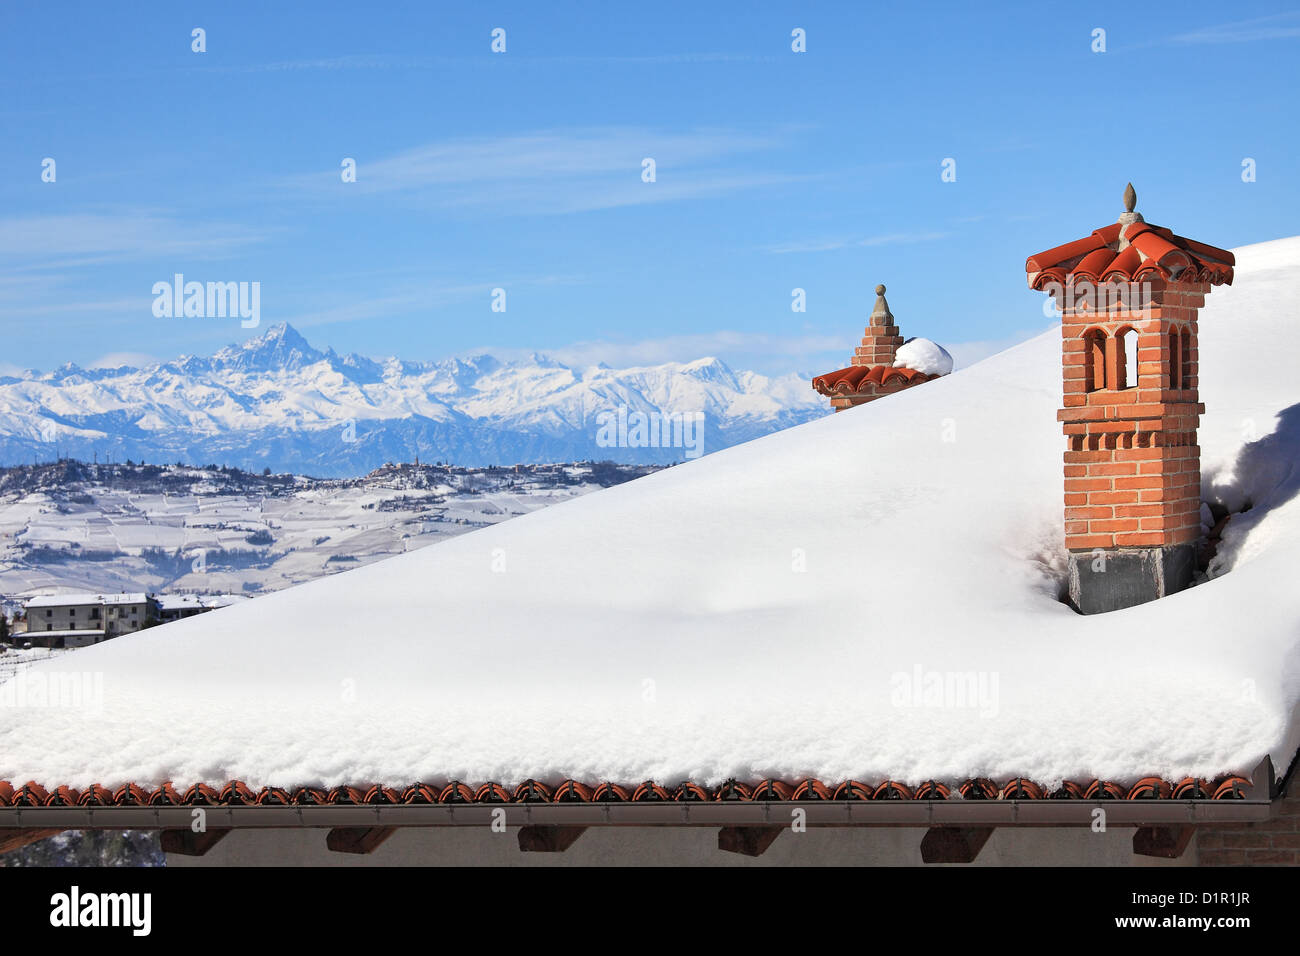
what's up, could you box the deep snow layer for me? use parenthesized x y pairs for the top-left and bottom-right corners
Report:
(3, 238), (1299, 790)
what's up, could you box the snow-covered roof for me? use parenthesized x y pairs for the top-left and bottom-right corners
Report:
(24, 592), (149, 609)
(1, 237), (1298, 797)
(155, 593), (245, 611)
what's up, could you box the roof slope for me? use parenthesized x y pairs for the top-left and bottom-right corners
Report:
(2, 238), (1298, 793)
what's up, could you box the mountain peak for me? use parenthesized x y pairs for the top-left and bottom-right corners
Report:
(246, 322), (313, 352)
(216, 323), (323, 372)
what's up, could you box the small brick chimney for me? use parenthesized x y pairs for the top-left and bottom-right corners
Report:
(811, 285), (942, 410)
(1026, 185), (1235, 613)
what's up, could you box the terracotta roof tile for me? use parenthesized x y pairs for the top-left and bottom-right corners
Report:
(1027, 217), (1234, 290)
(363, 785), (400, 805)
(218, 781), (255, 805)
(832, 780), (873, 801)
(15, 783), (49, 806)
(1128, 777), (1172, 800)
(811, 364), (935, 397)
(147, 783), (180, 806)
(592, 782), (631, 802)
(114, 783), (149, 806)
(715, 779), (753, 801)
(792, 778), (831, 801)
(471, 782), (507, 803)
(78, 784), (114, 806)
(46, 785), (79, 806)
(1050, 781), (1088, 800)
(439, 781), (475, 803)
(999, 778), (1044, 800)
(915, 780), (951, 800)
(326, 785), (363, 805)
(957, 778), (997, 800)
(183, 783), (221, 805)
(1101, 244), (1143, 283)
(673, 781), (710, 802)
(255, 786), (292, 805)
(632, 781), (669, 802)
(292, 786), (327, 805)
(1173, 777), (1210, 799)
(874, 780), (914, 800)
(402, 783), (439, 804)
(1084, 780), (1127, 800)
(513, 779), (552, 803)
(0, 775), (1256, 806)
(553, 780), (594, 803)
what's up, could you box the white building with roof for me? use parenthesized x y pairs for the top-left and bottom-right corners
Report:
(21, 592), (158, 647)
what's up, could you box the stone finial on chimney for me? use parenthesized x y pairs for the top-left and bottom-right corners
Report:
(870, 284), (893, 326)
(1116, 182), (1145, 249)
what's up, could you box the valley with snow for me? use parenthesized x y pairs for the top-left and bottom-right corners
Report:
(0, 459), (660, 607)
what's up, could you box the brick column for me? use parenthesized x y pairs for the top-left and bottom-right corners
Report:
(1056, 277), (1208, 612)
(1058, 279), (1206, 547)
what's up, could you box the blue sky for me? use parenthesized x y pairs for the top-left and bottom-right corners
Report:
(1, 1), (1297, 377)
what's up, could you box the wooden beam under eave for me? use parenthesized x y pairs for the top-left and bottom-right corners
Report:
(517, 825), (587, 852)
(1133, 825), (1195, 859)
(325, 826), (396, 855)
(920, 826), (995, 863)
(717, 826), (782, 858)
(0, 828), (64, 855)
(160, 828), (231, 857)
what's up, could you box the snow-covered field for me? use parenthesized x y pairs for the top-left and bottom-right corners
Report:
(2, 237), (1298, 791)
(0, 463), (648, 599)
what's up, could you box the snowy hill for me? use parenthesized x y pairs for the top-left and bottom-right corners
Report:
(0, 325), (824, 474)
(0, 460), (661, 600)
(2, 237), (1299, 790)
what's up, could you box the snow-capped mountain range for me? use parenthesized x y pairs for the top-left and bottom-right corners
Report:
(0, 324), (826, 476)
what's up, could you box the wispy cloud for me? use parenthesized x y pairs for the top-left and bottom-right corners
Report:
(0, 213), (268, 265)
(285, 127), (805, 214)
(765, 230), (952, 255)
(2, 298), (145, 317)
(1167, 12), (1300, 45)
(89, 351), (157, 370)
(199, 52), (772, 75)
(195, 53), (434, 74)
(485, 330), (849, 371)
(277, 274), (587, 330)
(531, 325), (1054, 375)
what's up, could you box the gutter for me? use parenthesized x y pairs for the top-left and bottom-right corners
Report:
(0, 797), (1273, 831)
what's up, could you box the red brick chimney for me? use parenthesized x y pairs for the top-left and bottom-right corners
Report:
(1026, 184), (1235, 613)
(811, 285), (943, 410)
